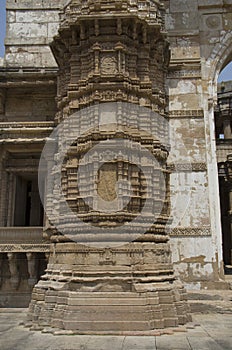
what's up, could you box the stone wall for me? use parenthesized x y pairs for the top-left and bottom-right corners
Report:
(4, 0), (67, 67)
(164, 0), (232, 287)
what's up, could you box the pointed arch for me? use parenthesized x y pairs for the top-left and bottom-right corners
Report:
(206, 30), (232, 86)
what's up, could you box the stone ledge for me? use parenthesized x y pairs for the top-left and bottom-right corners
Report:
(0, 244), (50, 253)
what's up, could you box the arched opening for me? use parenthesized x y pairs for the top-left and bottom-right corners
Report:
(215, 61), (232, 272)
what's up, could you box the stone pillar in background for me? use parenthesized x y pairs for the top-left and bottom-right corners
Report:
(30, 181), (41, 226)
(26, 253), (38, 286)
(223, 118), (232, 139)
(28, 0), (191, 333)
(0, 151), (9, 227)
(0, 89), (5, 119)
(229, 186), (232, 265)
(7, 173), (16, 227)
(0, 254), (3, 288)
(7, 253), (19, 290)
(226, 155), (232, 265)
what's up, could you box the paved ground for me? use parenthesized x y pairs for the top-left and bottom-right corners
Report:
(0, 309), (231, 350)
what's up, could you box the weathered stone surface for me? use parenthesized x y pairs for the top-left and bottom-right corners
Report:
(24, 0), (193, 332)
(0, 0), (231, 324)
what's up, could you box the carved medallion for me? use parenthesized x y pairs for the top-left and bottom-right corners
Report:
(101, 56), (117, 75)
(206, 15), (220, 29)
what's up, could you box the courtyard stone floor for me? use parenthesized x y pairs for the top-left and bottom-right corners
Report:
(0, 309), (231, 350)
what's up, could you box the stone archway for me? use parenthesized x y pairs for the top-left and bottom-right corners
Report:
(209, 30), (232, 84)
(206, 30), (232, 269)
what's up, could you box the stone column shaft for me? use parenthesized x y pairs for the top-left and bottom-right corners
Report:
(223, 119), (232, 139)
(7, 253), (19, 290)
(26, 253), (38, 286)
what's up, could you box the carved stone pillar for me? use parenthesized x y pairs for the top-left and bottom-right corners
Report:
(42, 143), (56, 240)
(0, 88), (5, 117)
(45, 252), (50, 263)
(7, 173), (16, 227)
(29, 181), (41, 226)
(0, 254), (4, 288)
(223, 118), (232, 139)
(228, 187), (232, 265)
(225, 155), (232, 264)
(7, 253), (19, 290)
(28, 0), (191, 333)
(0, 151), (9, 226)
(26, 253), (38, 286)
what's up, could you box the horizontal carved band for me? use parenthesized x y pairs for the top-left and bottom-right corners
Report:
(168, 227), (211, 236)
(168, 70), (201, 79)
(0, 122), (54, 128)
(168, 162), (207, 172)
(169, 110), (204, 118)
(0, 244), (50, 253)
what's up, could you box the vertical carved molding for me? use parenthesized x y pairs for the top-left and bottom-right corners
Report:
(93, 44), (101, 75)
(43, 143), (56, 239)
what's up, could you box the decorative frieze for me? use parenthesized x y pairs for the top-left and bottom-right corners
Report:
(168, 226), (211, 237)
(168, 64), (201, 79)
(0, 244), (50, 253)
(168, 162), (207, 172)
(0, 122), (54, 128)
(169, 110), (204, 119)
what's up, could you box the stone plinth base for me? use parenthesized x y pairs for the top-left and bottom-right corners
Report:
(27, 242), (191, 333)
(28, 288), (190, 333)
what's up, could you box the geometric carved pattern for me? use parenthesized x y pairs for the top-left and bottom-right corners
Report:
(0, 244), (50, 253)
(168, 162), (207, 172)
(168, 227), (211, 236)
(168, 67), (201, 79)
(169, 110), (204, 119)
